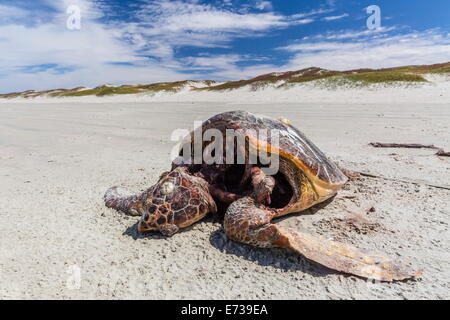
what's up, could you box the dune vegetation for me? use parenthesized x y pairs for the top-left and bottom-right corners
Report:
(1, 62), (448, 98)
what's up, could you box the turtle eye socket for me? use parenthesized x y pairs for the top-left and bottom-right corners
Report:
(160, 181), (175, 195)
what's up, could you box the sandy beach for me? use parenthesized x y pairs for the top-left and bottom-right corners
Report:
(0, 86), (449, 299)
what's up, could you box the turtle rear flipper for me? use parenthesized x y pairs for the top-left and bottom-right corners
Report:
(104, 186), (144, 216)
(224, 197), (421, 282)
(275, 226), (421, 281)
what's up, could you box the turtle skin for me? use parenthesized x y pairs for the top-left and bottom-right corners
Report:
(106, 167), (216, 236)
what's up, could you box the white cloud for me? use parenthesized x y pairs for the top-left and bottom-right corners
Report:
(296, 18), (315, 25)
(280, 30), (450, 71)
(255, 1), (273, 11)
(322, 13), (349, 21)
(209, 63), (281, 81)
(117, 0), (317, 72)
(130, 0), (314, 51)
(0, 1), (184, 92)
(280, 42), (360, 52)
(309, 26), (398, 40)
(182, 53), (277, 79)
(1, 0), (449, 93)
(290, 8), (333, 20)
(0, 0), (322, 92)
(0, 5), (29, 23)
(184, 54), (243, 70)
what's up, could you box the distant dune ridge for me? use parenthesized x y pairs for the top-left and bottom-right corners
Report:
(1, 61), (450, 99)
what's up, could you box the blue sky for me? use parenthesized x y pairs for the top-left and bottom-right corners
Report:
(1, 0), (450, 93)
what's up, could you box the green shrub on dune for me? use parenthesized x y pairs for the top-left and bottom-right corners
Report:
(344, 71), (427, 84)
(1, 62), (448, 98)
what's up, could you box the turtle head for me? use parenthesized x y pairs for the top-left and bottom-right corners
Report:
(137, 167), (216, 236)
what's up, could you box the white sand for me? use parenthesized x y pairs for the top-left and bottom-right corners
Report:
(0, 83), (449, 299)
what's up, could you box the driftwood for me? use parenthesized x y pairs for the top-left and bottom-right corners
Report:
(358, 172), (450, 191)
(369, 142), (438, 149)
(369, 142), (450, 157)
(435, 149), (450, 157)
(336, 164), (450, 190)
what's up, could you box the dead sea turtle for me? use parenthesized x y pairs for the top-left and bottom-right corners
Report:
(105, 110), (420, 281)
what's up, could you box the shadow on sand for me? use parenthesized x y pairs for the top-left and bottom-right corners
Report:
(122, 220), (198, 240)
(123, 196), (341, 278)
(122, 222), (165, 240)
(208, 197), (339, 278)
(207, 228), (338, 278)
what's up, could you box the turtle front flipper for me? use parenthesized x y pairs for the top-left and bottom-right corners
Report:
(224, 197), (421, 282)
(104, 186), (145, 216)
